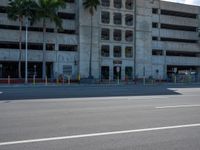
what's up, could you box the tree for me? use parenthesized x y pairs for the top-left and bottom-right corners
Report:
(7, 0), (37, 79)
(83, 0), (100, 79)
(35, 0), (66, 80)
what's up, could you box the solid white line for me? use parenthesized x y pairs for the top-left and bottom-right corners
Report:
(156, 104), (200, 109)
(0, 123), (200, 146)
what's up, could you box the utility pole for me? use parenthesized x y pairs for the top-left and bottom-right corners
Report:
(133, 0), (137, 83)
(25, 17), (29, 84)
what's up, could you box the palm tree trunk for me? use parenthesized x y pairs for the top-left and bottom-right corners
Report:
(42, 19), (46, 80)
(89, 14), (93, 78)
(18, 18), (22, 79)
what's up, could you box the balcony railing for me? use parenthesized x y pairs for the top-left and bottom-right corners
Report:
(114, 3), (122, 9)
(114, 20), (122, 25)
(102, 18), (110, 24)
(114, 36), (121, 41)
(101, 36), (109, 40)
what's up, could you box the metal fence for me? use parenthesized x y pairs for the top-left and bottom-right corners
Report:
(168, 74), (200, 83)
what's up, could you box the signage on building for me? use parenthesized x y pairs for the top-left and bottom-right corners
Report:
(173, 67), (177, 73)
(113, 60), (122, 64)
(63, 65), (72, 75)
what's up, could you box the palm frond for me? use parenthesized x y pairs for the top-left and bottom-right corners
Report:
(35, 0), (66, 28)
(83, 0), (100, 15)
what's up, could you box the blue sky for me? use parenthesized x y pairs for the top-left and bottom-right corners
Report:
(163, 0), (200, 6)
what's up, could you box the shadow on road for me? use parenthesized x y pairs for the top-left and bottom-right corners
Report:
(1, 84), (199, 101)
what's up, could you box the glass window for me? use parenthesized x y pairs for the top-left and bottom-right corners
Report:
(101, 0), (110, 7)
(113, 29), (122, 41)
(101, 11), (110, 24)
(114, 0), (122, 8)
(125, 14), (133, 26)
(114, 46), (122, 57)
(114, 13), (122, 25)
(125, 47), (133, 57)
(101, 28), (110, 40)
(101, 45), (110, 57)
(125, 0), (133, 10)
(125, 30), (133, 42)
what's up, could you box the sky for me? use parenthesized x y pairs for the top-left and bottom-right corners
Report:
(163, 0), (200, 6)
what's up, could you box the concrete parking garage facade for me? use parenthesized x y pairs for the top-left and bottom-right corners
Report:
(0, 0), (200, 81)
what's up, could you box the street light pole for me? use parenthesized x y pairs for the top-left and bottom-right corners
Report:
(25, 17), (28, 84)
(133, 0), (137, 83)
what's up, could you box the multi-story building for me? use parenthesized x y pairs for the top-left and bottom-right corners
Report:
(0, 0), (200, 81)
(0, 0), (79, 79)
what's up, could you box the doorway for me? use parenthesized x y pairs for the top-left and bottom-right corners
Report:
(113, 66), (121, 80)
(101, 66), (109, 80)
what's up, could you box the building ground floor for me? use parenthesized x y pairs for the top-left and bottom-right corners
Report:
(1, 60), (200, 83)
(0, 61), (53, 79)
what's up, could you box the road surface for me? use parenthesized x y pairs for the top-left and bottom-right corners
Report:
(0, 85), (200, 150)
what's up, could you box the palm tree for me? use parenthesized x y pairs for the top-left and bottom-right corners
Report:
(7, 0), (37, 79)
(83, 0), (100, 79)
(35, 0), (66, 80)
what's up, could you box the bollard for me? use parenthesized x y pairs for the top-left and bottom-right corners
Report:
(56, 78), (59, 85)
(8, 75), (10, 84)
(78, 74), (80, 84)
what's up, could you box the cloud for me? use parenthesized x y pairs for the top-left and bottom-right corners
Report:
(163, 0), (200, 5)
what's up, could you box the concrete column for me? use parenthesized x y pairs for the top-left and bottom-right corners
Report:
(163, 50), (167, 80)
(122, 30), (125, 44)
(122, 13), (125, 27)
(122, 0), (125, 9)
(110, 0), (114, 8)
(110, 45), (114, 58)
(110, 65), (113, 80)
(122, 45), (125, 58)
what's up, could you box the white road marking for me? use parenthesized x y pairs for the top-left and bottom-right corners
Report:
(0, 95), (171, 103)
(156, 104), (200, 109)
(0, 92), (2, 94)
(0, 123), (200, 146)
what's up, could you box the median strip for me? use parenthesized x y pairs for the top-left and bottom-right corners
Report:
(0, 123), (200, 146)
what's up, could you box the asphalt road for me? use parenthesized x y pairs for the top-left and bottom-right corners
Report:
(0, 85), (200, 150)
(0, 84), (185, 100)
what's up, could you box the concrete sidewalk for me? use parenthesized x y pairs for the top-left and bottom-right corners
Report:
(0, 81), (200, 88)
